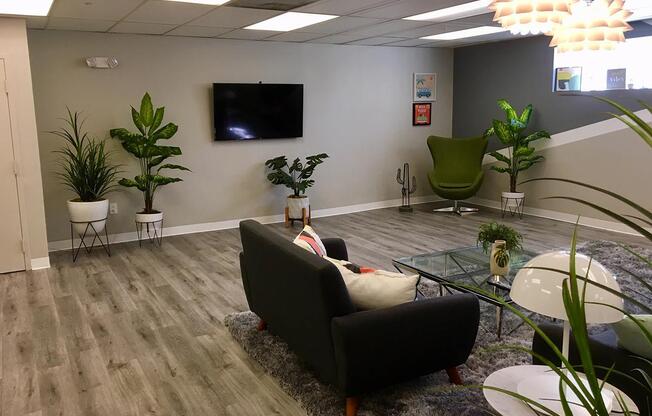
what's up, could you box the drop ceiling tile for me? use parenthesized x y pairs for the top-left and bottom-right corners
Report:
(295, 0), (398, 15)
(227, 0), (318, 10)
(190, 6), (282, 28)
(354, 0), (466, 19)
(296, 16), (383, 35)
(217, 29), (277, 39)
(339, 19), (431, 38)
(384, 38), (432, 47)
(265, 31), (323, 42)
(47, 17), (115, 31)
(50, 0), (142, 20)
(26, 17), (48, 29)
(390, 22), (472, 38)
(166, 25), (232, 37)
(308, 32), (371, 44)
(347, 36), (402, 46)
(125, 1), (215, 25)
(109, 22), (177, 34)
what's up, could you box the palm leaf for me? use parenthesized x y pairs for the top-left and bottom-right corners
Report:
(594, 96), (652, 147)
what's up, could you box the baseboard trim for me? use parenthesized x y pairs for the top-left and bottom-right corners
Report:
(30, 257), (51, 270)
(470, 196), (649, 237)
(47, 195), (440, 252)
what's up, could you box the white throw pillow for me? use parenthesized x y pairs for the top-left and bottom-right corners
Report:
(325, 256), (419, 310)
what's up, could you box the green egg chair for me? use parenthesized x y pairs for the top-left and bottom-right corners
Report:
(426, 135), (488, 215)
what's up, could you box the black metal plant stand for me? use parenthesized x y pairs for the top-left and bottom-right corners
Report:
(501, 195), (525, 219)
(136, 219), (163, 247)
(70, 218), (111, 262)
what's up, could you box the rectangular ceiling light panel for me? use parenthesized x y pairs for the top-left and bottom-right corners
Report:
(404, 0), (492, 22)
(0, 0), (54, 16)
(245, 11), (337, 31)
(163, 0), (231, 5)
(421, 25), (509, 40)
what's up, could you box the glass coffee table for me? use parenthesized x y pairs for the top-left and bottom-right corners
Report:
(393, 246), (538, 339)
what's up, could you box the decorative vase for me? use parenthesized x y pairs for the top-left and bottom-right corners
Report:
(135, 210), (163, 223)
(67, 199), (109, 236)
(287, 195), (309, 220)
(490, 240), (510, 278)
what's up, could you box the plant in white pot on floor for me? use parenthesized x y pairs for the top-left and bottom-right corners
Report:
(265, 153), (329, 226)
(52, 109), (120, 236)
(110, 93), (190, 226)
(477, 221), (523, 281)
(485, 99), (550, 216)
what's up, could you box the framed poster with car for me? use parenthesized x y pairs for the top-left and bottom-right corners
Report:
(413, 103), (432, 126)
(413, 73), (436, 102)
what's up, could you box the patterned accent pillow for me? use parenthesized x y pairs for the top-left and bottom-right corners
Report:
(293, 225), (327, 257)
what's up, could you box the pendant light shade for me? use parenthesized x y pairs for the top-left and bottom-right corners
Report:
(550, 0), (633, 52)
(491, 0), (576, 35)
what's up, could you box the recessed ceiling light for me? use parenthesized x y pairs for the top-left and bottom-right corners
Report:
(245, 12), (338, 32)
(421, 26), (509, 41)
(404, 0), (492, 22)
(163, 0), (231, 5)
(0, 0), (54, 16)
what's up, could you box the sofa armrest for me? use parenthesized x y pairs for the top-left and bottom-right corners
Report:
(322, 238), (348, 261)
(331, 293), (479, 396)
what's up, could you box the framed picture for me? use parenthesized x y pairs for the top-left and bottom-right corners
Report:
(413, 73), (436, 102)
(413, 103), (432, 126)
(607, 68), (627, 90)
(554, 67), (582, 92)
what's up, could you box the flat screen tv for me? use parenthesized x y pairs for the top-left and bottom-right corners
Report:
(213, 83), (303, 140)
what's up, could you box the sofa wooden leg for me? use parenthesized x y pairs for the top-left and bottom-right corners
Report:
(257, 319), (267, 331)
(345, 397), (359, 416)
(446, 367), (463, 385)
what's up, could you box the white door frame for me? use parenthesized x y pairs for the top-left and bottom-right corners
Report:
(1, 57), (32, 271)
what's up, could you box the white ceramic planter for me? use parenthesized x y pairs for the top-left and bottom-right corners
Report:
(135, 211), (163, 223)
(67, 199), (109, 236)
(490, 240), (511, 277)
(502, 191), (525, 208)
(287, 195), (309, 219)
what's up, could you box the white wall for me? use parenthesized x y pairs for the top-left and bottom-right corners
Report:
(28, 30), (453, 244)
(0, 18), (49, 265)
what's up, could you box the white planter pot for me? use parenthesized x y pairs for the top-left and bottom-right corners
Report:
(490, 240), (510, 277)
(502, 191), (525, 208)
(135, 211), (163, 223)
(67, 199), (109, 236)
(287, 196), (309, 220)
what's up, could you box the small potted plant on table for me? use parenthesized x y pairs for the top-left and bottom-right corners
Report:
(477, 221), (523, 281)
(265, 153), (329, 226)
(485, 99), (550, 218)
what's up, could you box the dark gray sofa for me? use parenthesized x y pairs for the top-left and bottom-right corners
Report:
(238, 219), (480, 416)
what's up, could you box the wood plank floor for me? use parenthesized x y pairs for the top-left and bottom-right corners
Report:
(1, 203), (647, 416)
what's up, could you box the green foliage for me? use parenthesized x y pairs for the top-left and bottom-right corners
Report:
(264, 153), (329, 197)
(485, 99), (550, 192)
(110, 93), (189, 214)
(477, 222), (523, 253)
(52, 109), (120, 202)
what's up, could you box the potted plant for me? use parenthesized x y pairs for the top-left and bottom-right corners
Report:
(52, 109), (120, 236)
(485, 99), (550, 213)
(265, 153), (329, 224)
(477, 221), (523, 278)
(110, 93), (189, 224)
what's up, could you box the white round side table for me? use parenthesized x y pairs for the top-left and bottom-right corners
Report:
(483, 365), (638, 415)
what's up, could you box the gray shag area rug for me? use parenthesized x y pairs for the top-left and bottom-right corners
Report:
(225, 241), (651, 416)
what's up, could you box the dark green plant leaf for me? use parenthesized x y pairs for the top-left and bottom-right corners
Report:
(157, 164), (190, 172)
(140, 93), (154, 127)
(149, 107), (165, 134)
(152, 122), (178, 140)
(131, 107), (145, 135)
(489, 151), (511, 165)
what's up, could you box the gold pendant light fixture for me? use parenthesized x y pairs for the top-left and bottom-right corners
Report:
(491, 0), (577, 35)
(550, 0), (633, 52)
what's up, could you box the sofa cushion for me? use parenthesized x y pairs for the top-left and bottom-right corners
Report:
(612, 314), (652, 359)
(293, 225), (327, 257)
(325, 256), (418, 310)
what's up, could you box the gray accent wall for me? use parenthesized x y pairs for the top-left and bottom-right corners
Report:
(453, 26), (652, 149)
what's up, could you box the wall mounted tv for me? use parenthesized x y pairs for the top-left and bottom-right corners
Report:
(213, 83), (304, 140)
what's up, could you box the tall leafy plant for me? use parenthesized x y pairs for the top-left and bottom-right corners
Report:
(265, 153), (329, 197)
(52, 109), (120, 202)
(110, 93), (189, 214)
(485, 99), (551, 192)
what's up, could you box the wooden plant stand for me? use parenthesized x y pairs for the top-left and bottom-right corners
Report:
(285, 205), (311, 227)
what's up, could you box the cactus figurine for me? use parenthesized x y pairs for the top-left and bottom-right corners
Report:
(396, 163), (417, 212)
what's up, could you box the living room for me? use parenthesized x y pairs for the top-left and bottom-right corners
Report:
(0, 0), (650, 415)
